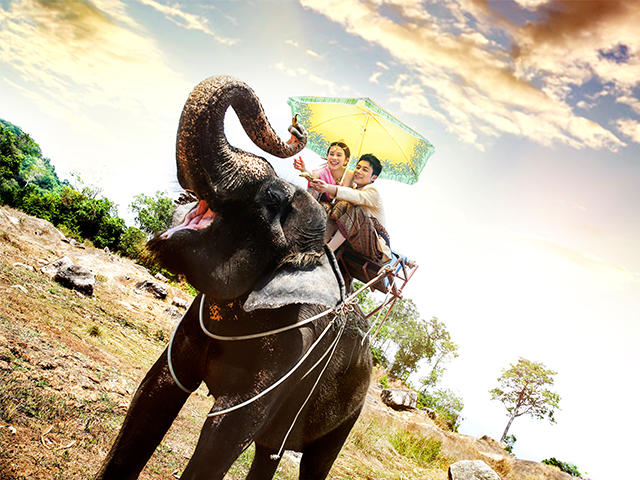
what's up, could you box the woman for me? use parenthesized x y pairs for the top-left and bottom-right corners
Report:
(293, 141), (354, 204)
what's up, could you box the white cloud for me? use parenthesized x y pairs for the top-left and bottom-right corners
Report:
(272, 62), (353, 97)
(617, 94), (640, 115)
(369, 71), (382, 84)
(512, 0), (551, 9)
(305, 48), (322, 58)
(376, 61), (389, 70)
(300, 0), (629, 151)
(616, 118), (640, 143)
(137, 0), (236, 45)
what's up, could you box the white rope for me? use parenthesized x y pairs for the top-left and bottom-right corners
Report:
(198, 295), (333, 341)
(271, 321), (346, 460)
(206, 316), (339, 417)
(167, 266), (391, 407)
(197, 268), (387, 341)
(361, 290), (393, 346)
(167, 311), (194, 394)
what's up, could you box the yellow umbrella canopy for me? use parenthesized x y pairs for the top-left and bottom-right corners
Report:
(287, 96), (434, 184)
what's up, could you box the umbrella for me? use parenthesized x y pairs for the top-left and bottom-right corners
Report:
(287, 95), (434, 184)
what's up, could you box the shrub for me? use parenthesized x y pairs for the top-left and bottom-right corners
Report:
(370, 345), (388, 367)
(503, 434), (516, 453)
(379, 374), (389, 388)
(388, 429), (441, 465)
(542, 457), (582, 477)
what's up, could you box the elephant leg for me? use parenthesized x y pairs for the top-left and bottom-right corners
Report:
(246, 443), (282, 480)
(95, 350), (196, 479)
(179, 404), (272, 480)
(298, 409), (361, 480)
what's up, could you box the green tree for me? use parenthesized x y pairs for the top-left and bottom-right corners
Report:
(490, 358), (561, 442)
(129, 191), (175, 236)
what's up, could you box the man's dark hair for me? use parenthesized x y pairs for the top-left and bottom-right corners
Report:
(358, 153), (382, 177)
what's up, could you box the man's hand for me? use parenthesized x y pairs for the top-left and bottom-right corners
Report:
(310, 179), (337, 197)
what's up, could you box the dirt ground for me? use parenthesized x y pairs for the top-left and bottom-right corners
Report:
(0, 206), (572, 480)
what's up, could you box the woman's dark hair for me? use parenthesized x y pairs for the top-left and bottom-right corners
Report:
(327, 141), (350, 159)
(358, 153), (382, 177)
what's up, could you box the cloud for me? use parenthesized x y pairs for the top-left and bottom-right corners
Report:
(0, 0), (189, 117)
(616, 118), (640, 143)
(369, 71), (382, 84)
(272, 62), (354, 97)
(305, 48), (322, 58)
(137, 0), (236, 45)
(300, 0), (627, 151)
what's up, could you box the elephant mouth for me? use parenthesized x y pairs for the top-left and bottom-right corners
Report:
(160, 199), (217, 239)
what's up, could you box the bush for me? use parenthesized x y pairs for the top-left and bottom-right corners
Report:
(379, 374), (389, 388)
(542, 457), (582, 477)
(417, 388), (463, 432)
(370, 345), (388, 367)
(503, 434), (516, 453)
(388, 429), (441, 465)
(118, 226), (147, 259)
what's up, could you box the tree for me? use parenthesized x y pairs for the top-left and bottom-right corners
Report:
(490, 358), (561, 442)
(129, 191), (175, 236)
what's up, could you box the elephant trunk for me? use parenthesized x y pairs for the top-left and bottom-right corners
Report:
(176, 76), (306, 202)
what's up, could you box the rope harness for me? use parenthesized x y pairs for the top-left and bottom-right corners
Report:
(166, 267), (389, 460)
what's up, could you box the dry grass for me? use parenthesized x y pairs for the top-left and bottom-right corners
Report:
(0, 206), (567, 480)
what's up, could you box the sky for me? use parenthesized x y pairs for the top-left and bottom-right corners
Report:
(1, 1), (639, 478)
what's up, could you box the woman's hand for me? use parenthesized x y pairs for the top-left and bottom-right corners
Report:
(293, 155), (307, 172)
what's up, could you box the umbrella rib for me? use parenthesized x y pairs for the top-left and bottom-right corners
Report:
(367, 113), (416, 174)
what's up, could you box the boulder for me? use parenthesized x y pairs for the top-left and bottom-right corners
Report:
(172, 297), (189, 309)
(381, 388), (417, 410)
(448, 460), (501, 480)
(13, 262), (35, 272)
(41, 256), (73, 277)
(154, 272), (169, 283)
(54, 264), (96, 296)
(136, 280), (167, 299)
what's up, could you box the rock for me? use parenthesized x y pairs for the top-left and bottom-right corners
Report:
(422, 406), (437, 419)
(54, 264), (96, 296)
(135, 280), (167, 299)
(172, 297), (189, 309)
(448, 460), (501, 480)
(154, 272), (169, 283)
(11, 285), (28, 294)
(12, 262), (35, 272)
(381, 388), (417, 410)
(165, 306), (181, 319)
(41, 256), (73, 277)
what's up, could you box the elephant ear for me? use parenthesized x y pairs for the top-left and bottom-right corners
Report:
(243, 248), (345, 311)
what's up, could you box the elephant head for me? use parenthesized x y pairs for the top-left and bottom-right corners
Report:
(148, 76), (327, 300)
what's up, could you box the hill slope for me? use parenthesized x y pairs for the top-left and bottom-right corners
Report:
(0, 206), (573, 479)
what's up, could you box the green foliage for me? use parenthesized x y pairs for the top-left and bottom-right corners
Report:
(379, 374), (389, 388)
(503, 434), (516, 453)
(490, 357), (561, 442)
(118, 226), (148, 259)
(542, 457), (582, 477)
(388, 429), (442, 465)
(129, 191), (175, 236)
(417, 388), (464, 432)
(370, 345), (388, 367)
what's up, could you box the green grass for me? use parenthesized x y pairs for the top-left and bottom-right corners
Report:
(388, 429), (442, 465)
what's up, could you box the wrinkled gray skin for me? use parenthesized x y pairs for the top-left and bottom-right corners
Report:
(95, 76), (372, 480)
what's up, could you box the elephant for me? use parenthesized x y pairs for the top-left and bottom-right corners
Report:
(95, 76), (373, 480)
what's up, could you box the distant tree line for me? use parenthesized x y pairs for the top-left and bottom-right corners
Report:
(0, 118), (173, 263)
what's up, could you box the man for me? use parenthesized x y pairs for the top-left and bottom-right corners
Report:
(310, 153), (391, 262)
